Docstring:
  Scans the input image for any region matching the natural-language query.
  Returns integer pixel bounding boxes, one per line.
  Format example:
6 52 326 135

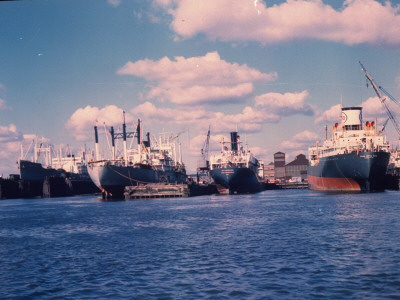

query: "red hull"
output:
308 175 361 192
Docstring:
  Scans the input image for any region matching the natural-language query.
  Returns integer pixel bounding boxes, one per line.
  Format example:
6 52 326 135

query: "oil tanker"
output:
308 106 390 192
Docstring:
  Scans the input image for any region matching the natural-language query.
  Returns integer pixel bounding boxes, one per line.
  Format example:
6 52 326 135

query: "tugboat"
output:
308 107 390 192
87 117 187 198
209 131 263 194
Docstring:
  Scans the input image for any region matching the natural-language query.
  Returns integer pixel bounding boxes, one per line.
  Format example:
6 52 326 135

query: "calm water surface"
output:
1 190 400 299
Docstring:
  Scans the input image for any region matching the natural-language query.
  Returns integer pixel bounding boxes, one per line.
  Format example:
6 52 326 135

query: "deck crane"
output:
359 61 400 140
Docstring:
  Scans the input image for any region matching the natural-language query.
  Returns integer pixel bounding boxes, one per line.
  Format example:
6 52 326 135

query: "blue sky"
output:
1 0 400 175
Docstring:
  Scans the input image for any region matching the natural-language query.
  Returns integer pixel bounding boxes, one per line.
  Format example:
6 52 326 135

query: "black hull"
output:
308 151 390 192
19 160 63 181
19 160 90 181
210 167 261 194
88 163 187 198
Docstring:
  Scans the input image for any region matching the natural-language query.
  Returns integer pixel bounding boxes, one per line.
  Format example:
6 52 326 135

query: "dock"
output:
276 182 309 189
0 175 100 199
124 183 218 200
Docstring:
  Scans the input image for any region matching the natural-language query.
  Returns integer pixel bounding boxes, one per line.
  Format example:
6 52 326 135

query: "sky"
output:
1 0 400 176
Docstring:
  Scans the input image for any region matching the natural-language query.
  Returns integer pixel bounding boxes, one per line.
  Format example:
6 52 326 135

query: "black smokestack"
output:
110 126 115 147
136 119 141 144
143 132 150 148
230 132 238 152
94 126 99 144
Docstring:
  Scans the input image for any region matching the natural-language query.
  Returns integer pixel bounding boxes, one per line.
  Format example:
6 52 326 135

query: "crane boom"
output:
359 61 400 138
201 125 211 168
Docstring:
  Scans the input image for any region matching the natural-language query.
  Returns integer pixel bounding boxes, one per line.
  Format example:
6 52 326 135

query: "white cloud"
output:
107 0 121 7
155 0 400 47
255 90 315 116
117 51 277 105
0 99 11 110
0 124 45 176
132 101 208 123
314 104 342 124
66 105 134 141
280 130 319 151
0 124 22 143
131 101 279 134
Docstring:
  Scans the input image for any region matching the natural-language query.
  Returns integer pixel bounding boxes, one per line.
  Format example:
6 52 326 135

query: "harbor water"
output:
1 190 400 299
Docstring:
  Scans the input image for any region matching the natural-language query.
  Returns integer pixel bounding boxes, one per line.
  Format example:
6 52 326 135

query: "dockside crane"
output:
359 61 400 140
196 126 211 183
200 125 211 170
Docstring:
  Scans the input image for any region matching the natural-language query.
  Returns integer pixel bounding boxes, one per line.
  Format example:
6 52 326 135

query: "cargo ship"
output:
209 131 263 194
18 142 94 197
308 106 390 192
19 142 90 180
87 118 187 198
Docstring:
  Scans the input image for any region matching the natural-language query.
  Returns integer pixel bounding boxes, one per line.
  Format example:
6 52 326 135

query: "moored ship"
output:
308 106 390 192
18 142 94 197
209 131 263 194
87 118 187 198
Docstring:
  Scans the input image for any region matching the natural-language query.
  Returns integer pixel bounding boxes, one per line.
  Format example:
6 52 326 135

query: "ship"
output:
209 131 264 194
308 106 390 192
18 142 94 197
87 118 187 198
19 143 90 181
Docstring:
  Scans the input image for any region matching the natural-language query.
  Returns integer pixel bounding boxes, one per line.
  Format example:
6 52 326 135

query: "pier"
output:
124 183 218 200
276 182 308 189
0 175 100 199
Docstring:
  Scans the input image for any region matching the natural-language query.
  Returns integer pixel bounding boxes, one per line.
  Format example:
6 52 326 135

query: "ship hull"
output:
19 160 63 181
307 151 390 192
88 163 187 198
210 167 262 194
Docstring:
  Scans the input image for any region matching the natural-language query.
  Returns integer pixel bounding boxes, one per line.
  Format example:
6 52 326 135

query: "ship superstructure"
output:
308 106 390 192
19 141 89 181
87 118 187 198
209 132 263 194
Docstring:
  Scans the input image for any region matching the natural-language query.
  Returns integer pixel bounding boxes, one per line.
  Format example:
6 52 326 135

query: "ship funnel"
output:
341 107 362 130
230 131 238 152
136 119 141 144
143 132 151 148
94 125 100 160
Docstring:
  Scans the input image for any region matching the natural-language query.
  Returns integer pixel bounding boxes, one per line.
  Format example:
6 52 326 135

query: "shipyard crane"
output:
200 125 211 169
359 61 400 139
196 126 211 183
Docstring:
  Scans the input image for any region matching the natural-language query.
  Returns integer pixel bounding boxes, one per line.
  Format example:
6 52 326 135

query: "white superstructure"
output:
309 107 390 167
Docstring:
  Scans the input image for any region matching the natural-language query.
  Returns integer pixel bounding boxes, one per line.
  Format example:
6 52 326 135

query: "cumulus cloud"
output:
0 124 23 143
154 0 400 47
117 51 277 105
280 130 319 151
66 105 134 141
0 124 37 176
314 104 342 124
107 0 121 7
132 101 208 123
255 90 315 116
131 101 280 134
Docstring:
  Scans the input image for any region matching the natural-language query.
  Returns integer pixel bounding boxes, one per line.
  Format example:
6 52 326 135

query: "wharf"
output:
276 182 309 189
385 174 400 190
124 183 218 200
0 175 100 199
